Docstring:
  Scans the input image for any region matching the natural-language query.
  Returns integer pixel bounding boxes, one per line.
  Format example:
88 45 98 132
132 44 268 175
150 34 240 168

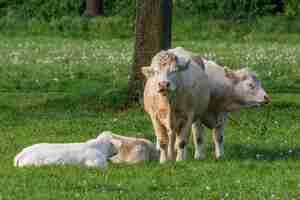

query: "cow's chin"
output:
241 101 266 108
158 90 169 97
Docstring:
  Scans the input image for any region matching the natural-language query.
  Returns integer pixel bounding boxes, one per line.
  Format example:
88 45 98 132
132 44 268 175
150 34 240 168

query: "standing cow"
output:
169 47 271 160
142 50 210 163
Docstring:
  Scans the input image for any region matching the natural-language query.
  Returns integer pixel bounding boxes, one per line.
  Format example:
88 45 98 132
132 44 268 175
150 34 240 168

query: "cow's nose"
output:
158 81 170 89
264 95 271 104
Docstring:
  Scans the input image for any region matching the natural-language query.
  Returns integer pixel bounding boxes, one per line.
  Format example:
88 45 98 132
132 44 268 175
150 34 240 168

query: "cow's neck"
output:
156 92 186 128
208 76 240 112
157 93 181 113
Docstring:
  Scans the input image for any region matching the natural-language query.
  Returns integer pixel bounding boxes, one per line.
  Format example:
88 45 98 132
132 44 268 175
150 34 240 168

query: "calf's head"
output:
93 131 119 157
225 67 270 109
142 51 190 97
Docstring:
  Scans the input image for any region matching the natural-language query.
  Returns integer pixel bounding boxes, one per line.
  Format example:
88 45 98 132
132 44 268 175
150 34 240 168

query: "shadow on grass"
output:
41 87 129 111
65 183 129 193
225 143 300 161
0 86 129 114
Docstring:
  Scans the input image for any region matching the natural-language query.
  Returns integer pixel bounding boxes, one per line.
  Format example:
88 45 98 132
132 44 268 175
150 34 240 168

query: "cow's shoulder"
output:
191 55 205 71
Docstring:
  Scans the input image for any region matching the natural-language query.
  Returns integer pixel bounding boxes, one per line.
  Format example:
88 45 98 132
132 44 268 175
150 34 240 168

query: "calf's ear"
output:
141 66 154 79
110 139 122 150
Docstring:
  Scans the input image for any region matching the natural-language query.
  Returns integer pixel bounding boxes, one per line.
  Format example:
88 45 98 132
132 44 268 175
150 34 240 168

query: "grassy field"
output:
1 31 300 200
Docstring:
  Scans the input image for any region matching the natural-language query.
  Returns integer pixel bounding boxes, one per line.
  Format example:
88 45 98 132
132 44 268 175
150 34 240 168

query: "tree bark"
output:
272 0 284 13
161 0 172 50
84 0 104 16
128 0 172 102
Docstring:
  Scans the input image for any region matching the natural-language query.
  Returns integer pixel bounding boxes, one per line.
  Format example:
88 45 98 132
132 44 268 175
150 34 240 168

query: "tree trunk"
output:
161 0 172 50
128 0 172 102
272 0 284 13
84 0 104 16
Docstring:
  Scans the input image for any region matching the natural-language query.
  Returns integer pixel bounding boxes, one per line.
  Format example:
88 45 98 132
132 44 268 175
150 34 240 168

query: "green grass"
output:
1 26 300 199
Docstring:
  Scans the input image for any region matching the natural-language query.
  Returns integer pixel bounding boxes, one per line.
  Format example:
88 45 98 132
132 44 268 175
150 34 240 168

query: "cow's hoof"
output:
194 153 205 160
176 154 187 161
214 155 224 161
159 157 167 164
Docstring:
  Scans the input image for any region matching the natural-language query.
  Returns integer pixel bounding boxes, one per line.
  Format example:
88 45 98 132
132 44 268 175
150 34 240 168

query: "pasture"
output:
1 34 300 199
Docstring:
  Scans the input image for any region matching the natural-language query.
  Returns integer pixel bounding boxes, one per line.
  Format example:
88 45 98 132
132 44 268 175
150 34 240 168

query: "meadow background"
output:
1 0 300 199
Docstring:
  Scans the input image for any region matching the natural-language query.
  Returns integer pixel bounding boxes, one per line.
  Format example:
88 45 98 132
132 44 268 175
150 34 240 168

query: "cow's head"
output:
142 51 190 96
224 67 271 109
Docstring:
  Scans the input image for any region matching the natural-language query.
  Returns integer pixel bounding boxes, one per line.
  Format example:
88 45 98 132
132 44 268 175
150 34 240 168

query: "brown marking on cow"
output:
158 52 177 70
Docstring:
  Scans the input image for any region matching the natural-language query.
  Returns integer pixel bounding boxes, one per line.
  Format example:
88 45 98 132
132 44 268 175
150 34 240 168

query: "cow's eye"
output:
248 83 255 89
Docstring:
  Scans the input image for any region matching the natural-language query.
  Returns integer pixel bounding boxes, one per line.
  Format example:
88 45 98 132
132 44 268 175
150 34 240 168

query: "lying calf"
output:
106 131 159 164
14 132 117 170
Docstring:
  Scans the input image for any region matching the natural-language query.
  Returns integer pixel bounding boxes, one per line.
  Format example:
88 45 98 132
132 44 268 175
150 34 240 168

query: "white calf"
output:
14 132 117 170
105 131 159 164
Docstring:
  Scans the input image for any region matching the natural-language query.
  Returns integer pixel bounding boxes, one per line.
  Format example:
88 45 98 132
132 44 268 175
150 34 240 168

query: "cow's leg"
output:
176 116 193 161
192 120 205 160
213 115 227 159
151 117 168 163
167 130 176 160
155 138 160 151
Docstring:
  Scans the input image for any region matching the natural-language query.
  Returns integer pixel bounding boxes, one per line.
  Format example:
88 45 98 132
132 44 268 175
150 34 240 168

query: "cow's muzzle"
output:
158 81 170 95
263 95 271 104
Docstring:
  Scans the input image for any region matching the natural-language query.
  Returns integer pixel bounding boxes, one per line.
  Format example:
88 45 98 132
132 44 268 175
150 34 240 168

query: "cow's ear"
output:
224 66 239 83
236 68 249 81
141 66 154 78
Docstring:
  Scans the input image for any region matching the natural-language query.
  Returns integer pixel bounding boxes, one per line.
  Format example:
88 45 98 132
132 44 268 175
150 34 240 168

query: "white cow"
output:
14 132 117 170
143 49 210 163
169 47 271 160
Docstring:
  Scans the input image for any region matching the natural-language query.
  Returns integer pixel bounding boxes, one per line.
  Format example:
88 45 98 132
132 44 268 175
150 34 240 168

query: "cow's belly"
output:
201 112 227 129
